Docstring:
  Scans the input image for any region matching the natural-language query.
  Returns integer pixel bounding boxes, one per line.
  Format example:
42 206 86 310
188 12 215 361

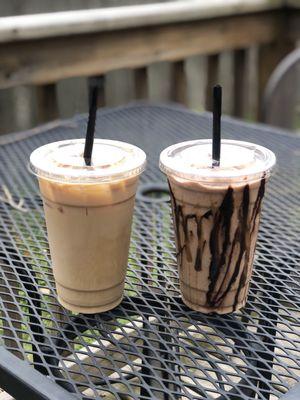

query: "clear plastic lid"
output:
159 139 276 183
30 139 146 183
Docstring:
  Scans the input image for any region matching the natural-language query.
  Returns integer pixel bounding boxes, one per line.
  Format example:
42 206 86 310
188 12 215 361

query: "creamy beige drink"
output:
160 140 276 314
30 139 146 313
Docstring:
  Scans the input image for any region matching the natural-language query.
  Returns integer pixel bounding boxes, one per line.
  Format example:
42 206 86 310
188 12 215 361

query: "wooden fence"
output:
0 0 300 134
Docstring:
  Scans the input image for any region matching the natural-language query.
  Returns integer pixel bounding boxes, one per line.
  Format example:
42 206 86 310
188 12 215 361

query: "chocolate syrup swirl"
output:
168 180 213 271
207 188 234 305
212 184 250 309
168 175 266 312
250 175 266 236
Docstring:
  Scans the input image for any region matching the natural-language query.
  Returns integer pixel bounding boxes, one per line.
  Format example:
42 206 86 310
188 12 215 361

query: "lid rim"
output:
159 139 276 182
30 138 146 183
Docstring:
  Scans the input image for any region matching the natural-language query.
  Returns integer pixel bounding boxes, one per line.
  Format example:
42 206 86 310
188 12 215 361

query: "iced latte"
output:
30 139 146 313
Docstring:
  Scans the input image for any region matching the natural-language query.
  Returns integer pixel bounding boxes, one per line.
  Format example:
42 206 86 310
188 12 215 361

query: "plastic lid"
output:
30 139 146 183
159 139 276 182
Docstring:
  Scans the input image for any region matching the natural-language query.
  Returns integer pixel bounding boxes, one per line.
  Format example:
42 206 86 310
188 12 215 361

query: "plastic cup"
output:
30 139 146 313
160 139 276 314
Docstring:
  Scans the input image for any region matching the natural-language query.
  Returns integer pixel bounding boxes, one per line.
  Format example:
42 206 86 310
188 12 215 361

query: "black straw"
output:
84 85 98 166
212 84 222 167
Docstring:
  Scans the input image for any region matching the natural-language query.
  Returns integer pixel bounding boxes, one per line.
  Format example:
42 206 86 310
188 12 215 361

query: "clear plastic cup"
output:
160 139 276 314
30 139 146 313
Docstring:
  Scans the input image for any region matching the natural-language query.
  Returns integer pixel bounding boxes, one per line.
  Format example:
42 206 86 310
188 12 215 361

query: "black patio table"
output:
0 103 299 400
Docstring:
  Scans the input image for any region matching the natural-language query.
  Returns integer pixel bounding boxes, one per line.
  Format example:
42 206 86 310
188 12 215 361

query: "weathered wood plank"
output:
171 61 187 104
244 46 259 120
0 1 283 43
88 75 106 108
56 77 88 118
185 55 207 111
35 83 59 123
106 69 135 107
233 48 247 117
148 62 173 102
205 54 219 111
218 51 234 115
0 11 284 89
0 0 172 19
134 67 148 99
0 86 37 135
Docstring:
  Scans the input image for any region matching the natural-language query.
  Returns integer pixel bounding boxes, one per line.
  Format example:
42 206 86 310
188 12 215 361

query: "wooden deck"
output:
0 0 299 133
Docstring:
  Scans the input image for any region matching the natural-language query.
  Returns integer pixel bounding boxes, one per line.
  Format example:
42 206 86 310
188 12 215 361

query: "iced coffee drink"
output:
160 140 275 314
30 139 146 313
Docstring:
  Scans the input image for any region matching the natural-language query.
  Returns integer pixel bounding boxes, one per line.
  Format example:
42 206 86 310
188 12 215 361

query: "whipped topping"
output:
30 139 146 183
160 139 276 182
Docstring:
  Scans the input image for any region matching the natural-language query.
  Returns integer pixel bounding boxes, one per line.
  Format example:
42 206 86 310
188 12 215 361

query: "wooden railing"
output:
0 0 300 134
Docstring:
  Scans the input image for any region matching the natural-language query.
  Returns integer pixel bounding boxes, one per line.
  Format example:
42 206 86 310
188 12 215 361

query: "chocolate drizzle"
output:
168 180 211 270
206 188 234 305
212 184 250 309
168 175 267 312
195 212 212 271
231 177 266 310
250 175 266 236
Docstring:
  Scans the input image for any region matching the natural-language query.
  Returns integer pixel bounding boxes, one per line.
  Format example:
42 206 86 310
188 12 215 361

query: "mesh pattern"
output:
0 104 299 399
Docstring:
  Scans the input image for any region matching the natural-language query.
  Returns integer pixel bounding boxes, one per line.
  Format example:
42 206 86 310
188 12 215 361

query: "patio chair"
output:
262 47 300 131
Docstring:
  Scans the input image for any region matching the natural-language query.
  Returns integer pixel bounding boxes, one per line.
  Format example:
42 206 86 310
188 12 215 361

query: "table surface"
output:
0 104 299 400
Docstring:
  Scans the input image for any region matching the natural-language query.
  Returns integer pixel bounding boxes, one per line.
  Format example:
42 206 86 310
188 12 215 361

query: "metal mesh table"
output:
0 104 299 400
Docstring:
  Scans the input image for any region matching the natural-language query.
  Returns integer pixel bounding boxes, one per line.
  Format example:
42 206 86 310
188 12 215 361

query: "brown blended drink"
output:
30 139 146 313
160 140 276 314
